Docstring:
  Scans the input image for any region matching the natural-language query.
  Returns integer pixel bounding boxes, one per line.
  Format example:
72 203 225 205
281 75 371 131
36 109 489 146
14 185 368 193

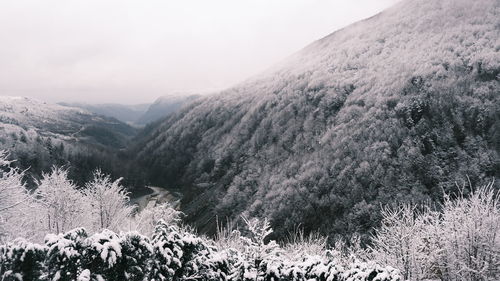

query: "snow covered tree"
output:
0 152 27 242
0 152 25 215
371 183 500 281
0 150 44 243
149 220 184 280
83 229 123 280
36 168 88 234
116 232 153 281
82 170 134 233
230 217 282 281
44 228 88 281
438 183 500 281
370 204 424 280
149 219 228 281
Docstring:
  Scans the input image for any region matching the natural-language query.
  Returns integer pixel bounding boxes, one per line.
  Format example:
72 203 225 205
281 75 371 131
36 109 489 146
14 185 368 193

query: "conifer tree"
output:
44 228 88 281
0 238 47 281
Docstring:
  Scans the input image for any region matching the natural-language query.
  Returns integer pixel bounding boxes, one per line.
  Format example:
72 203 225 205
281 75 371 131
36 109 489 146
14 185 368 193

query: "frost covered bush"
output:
0 218 403 281
282 227 328 260
149 219 229 281
220 217 402 281
116 232 153 281
44 228 89 281
227 217 285 280
0 238 46 281
226 243 401 281
371 183 500 281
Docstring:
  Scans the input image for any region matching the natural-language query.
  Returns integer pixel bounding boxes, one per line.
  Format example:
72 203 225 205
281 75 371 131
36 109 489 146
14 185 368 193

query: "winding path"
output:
131 186 182 211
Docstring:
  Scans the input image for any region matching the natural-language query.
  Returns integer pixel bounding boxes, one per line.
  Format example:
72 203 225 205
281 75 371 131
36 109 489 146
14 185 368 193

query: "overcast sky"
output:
0 0 400 104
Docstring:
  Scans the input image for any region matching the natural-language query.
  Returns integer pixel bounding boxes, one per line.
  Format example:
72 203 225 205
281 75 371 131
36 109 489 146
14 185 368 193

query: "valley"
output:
0 0 499 280
1 0 498 240
132 0 500 239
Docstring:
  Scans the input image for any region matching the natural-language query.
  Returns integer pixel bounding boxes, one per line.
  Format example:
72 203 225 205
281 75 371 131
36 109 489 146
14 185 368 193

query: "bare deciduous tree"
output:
83 170 134 233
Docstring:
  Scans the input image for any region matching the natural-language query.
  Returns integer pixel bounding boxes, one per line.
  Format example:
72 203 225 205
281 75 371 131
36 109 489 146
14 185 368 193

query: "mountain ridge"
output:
58 102 150 126
133 0 500 237
136 94 201 125
62 94 201 126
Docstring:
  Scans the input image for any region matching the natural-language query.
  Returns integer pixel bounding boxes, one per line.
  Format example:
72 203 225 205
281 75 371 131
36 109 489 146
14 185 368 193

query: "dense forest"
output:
133 0 500 239
1 151 498 280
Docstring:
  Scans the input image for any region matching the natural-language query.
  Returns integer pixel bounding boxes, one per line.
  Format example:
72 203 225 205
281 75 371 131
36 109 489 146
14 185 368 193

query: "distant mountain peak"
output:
136 94 200 125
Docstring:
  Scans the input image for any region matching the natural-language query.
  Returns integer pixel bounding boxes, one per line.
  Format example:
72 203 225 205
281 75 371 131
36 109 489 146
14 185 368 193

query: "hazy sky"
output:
0 0 400 104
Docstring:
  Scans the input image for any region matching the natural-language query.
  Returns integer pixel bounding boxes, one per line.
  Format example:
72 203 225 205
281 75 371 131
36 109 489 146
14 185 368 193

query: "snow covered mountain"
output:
134 0 500 236
0 96 138 185
136 94 200 125
62 94 200 126
0 96 136 147
59 102 150 126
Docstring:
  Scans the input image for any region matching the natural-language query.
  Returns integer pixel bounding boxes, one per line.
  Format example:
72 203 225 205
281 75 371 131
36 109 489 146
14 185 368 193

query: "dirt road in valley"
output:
130 186 182 212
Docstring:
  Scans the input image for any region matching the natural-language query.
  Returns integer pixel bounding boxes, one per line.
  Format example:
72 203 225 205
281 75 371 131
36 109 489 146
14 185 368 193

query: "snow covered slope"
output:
0 96 139 185
136 0 499 236
0 96 136 145
0 96 87 131
59 102 150 126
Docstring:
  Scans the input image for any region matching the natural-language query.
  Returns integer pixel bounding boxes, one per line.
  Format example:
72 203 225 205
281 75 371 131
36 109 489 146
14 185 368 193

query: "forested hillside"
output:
134 0 500 238
2 151 498 280
0 97 143 186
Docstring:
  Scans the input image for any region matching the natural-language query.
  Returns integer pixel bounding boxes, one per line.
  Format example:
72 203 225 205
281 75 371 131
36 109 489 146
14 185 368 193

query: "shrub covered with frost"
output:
0 238 46 281
116 232 154 280
221 217 402 281
149 219 229 280
44 228 88 281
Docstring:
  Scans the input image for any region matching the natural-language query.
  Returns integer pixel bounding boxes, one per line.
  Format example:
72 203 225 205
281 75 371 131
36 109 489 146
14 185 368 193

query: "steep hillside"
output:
0 96 142 185
135 0 500 238
59 102 150 125
136 94 200 125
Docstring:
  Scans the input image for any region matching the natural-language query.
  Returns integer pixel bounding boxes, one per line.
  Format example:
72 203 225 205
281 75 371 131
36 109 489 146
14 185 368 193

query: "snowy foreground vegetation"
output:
0 220 402 281
1 151 499 281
